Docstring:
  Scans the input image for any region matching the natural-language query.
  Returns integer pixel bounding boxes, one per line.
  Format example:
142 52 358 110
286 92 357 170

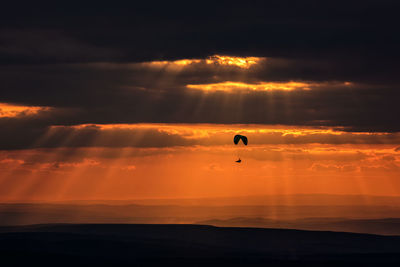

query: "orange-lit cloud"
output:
186 81 352 92
43 123 400 148
186 81 310 92
0 103 49 118
144 55 265 69
206 55 262 68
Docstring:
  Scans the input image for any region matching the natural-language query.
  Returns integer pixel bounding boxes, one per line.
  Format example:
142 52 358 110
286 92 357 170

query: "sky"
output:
1 1 400 202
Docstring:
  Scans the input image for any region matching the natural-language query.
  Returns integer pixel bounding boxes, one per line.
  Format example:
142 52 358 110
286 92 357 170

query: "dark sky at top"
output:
1 1 399 64
1 0 400 149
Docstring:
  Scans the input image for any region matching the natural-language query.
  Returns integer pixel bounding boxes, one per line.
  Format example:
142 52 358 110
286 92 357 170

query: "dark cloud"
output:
0 30 121 64
1 1 400 65
0 122 193 150
0 0 399 149
0 61 399 132
1 116 400 150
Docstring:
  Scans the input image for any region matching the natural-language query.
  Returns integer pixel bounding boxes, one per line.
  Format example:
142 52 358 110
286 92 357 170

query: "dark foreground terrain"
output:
1 224 400 266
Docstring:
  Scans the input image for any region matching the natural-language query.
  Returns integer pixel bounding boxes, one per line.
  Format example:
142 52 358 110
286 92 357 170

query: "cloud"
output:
1 144 398 178
0 122 399 150
0 29 122 64
0 1 399 139
204 164 224 172
0 60 399 133
310 163 360 173
1 1 400 66
0 103 51 118
121 165 136 171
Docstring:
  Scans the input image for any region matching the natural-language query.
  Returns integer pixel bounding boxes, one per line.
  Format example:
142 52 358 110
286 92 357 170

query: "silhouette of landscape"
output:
1 223 400 266
2 195 400 265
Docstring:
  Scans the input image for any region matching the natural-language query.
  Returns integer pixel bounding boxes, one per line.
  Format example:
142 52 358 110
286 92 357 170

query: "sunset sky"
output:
1 1 400 202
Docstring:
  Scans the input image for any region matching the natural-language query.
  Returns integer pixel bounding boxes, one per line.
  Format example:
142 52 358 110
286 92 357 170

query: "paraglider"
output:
234 135 248 145
233 135 248 163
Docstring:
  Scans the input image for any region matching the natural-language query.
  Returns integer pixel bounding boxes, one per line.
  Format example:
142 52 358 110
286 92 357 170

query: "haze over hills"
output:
2 194 400 235
7 194 400 206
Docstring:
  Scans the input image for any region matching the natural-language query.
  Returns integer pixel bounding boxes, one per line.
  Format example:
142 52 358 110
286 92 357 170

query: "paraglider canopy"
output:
233 135 248 145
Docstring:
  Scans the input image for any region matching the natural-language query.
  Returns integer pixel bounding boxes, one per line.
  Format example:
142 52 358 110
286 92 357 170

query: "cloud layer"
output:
1 123 399 150
1 1 399 152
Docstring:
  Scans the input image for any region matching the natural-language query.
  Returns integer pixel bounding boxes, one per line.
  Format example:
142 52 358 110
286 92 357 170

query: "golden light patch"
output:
186 81 311 92
146 59 202 67
145 55 265 69
0 103 49 118
205 55 262 68
186 81 355 92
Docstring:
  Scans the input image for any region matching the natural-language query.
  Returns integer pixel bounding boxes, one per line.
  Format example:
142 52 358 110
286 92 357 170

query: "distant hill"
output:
2 202 400 226
196 217 400 236
1 224 400 266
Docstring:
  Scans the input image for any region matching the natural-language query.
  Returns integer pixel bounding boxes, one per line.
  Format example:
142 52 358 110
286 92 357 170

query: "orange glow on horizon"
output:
1 143 400 202
0 123 399 202
1 143 400 201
